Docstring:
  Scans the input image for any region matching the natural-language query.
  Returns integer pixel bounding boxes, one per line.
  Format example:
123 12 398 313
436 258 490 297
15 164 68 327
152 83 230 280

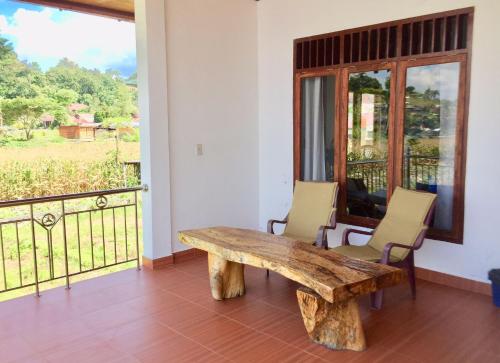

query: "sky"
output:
0 0 136 77
407 62 459 101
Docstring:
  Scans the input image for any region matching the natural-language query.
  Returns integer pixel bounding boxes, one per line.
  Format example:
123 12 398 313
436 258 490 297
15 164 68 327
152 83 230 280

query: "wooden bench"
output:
178 226 405 351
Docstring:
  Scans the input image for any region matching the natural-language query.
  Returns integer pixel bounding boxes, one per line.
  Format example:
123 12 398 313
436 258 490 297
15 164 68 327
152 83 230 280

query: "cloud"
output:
0 7 136 75
0 13 7 31
407 63 460 101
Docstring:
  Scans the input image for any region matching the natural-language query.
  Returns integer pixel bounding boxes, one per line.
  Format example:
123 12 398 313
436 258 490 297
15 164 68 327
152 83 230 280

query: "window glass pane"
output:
300 76 335 181
403 62 460 231
346 70 391 219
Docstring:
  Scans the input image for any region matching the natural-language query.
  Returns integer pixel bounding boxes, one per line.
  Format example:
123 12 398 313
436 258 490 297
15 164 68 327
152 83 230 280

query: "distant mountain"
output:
126 72 137 87
107 56 137 79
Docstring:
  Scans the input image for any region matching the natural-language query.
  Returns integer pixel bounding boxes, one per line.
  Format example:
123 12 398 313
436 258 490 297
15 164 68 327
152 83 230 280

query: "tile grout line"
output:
156 265 338 360
157 286 330 361
154 324 237 362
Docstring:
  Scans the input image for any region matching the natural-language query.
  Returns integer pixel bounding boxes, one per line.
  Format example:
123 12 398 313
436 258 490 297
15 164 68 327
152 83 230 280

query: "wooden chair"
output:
332 187 437 309
267 181 339 250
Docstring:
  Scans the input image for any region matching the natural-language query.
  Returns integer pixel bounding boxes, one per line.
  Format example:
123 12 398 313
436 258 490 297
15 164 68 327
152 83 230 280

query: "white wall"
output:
165 0 259 252
257 0 500 283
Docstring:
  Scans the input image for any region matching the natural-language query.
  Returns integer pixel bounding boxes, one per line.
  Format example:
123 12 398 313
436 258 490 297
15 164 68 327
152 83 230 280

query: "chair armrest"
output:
380 227 428 263
342 228 374 246
267 218 287 234
315 225 336 249
381 242 416 264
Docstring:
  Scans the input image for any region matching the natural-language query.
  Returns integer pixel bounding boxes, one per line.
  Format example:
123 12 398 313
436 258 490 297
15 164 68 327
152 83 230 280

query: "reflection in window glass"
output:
403 62 460 231
346 70 391 219
300 76 335 181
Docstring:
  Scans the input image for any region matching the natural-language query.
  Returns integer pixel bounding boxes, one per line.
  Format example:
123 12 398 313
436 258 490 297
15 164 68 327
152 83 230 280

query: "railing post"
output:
0 226 7 291
29 204 40 297
15 223 22 287
61 200 71 290
89 211 95 269
405 146 411 188
101 208 106 266
134 190 141 271
47 229 54 280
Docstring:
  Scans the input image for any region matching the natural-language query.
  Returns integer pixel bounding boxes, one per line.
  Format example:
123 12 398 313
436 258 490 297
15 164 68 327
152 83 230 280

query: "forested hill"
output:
0 34 137 128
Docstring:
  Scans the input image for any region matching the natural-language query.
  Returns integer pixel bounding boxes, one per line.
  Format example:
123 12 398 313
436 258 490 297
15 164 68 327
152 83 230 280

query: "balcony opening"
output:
0 0 141 301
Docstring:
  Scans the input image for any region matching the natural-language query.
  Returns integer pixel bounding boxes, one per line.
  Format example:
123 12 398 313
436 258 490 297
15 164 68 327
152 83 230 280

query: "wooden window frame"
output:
293 69 342 183
394 54 468 243
338 61 397 229
293 8 473 244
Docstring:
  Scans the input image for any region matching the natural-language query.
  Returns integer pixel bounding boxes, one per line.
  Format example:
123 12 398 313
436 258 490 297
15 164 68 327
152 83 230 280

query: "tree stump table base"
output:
208 253 245 300
297 287 366 351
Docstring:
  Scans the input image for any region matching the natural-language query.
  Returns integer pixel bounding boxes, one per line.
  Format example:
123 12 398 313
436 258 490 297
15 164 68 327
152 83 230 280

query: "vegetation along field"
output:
0 129 140 200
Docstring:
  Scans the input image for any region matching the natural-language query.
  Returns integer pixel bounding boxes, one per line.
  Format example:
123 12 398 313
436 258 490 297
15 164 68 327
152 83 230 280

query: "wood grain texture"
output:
208 253 245 300
297 287 366 351
178 227 404 304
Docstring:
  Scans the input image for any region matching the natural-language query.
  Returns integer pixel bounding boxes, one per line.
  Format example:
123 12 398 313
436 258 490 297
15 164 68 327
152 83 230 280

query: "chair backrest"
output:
368 187 437 260
284 181 338 241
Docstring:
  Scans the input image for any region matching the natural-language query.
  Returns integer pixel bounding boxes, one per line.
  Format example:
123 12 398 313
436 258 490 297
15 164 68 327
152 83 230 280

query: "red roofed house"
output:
70 113 96 126
68 103 88 113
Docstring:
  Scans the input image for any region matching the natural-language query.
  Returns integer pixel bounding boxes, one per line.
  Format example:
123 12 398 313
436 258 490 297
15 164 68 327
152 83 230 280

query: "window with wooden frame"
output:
293 7 473 243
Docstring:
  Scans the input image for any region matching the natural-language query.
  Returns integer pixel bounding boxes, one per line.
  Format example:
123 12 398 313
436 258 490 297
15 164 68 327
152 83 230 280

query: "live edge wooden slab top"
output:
178 226 405 351
178 226 404 304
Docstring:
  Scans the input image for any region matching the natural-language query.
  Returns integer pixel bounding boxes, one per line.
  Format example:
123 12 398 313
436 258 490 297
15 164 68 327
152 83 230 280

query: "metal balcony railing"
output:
347 159 388 193
347 154 453 194
0 187 142 296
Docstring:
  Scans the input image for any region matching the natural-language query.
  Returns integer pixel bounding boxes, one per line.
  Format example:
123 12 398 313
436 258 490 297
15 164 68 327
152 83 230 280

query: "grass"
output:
0 128 143 301
0 129 66 148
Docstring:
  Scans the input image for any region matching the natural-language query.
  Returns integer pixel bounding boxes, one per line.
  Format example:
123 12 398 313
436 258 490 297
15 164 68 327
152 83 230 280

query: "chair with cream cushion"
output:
332 186 437 309
267 181 339 249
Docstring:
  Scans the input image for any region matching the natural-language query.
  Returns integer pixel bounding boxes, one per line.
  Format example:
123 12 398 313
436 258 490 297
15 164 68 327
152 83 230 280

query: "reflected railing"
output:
0 187 142 296
347 159 387 193
347 154 453 194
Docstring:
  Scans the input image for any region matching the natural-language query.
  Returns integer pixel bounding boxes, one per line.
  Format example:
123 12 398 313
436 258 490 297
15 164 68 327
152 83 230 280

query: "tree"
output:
1 97 49 140
0 37 14 58
53 89 78 107
0 34 138 125
0 35 47 99
51 106 70 128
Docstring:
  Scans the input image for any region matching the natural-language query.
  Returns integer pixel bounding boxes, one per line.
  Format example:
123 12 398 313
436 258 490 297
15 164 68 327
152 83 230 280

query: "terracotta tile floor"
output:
0 255 499 363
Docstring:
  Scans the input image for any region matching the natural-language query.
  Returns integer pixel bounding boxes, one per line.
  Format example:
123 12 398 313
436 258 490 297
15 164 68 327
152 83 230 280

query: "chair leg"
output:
266 269 269 278
407 253 417 299
370 290 384 310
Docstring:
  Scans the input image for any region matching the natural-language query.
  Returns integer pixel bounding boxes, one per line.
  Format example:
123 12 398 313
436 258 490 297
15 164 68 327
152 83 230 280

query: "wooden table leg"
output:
296 287 366 351
208 253 245 300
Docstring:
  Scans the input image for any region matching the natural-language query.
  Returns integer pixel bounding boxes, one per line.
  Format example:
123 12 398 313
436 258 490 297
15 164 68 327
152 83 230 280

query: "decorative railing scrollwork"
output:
0 187 142 297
